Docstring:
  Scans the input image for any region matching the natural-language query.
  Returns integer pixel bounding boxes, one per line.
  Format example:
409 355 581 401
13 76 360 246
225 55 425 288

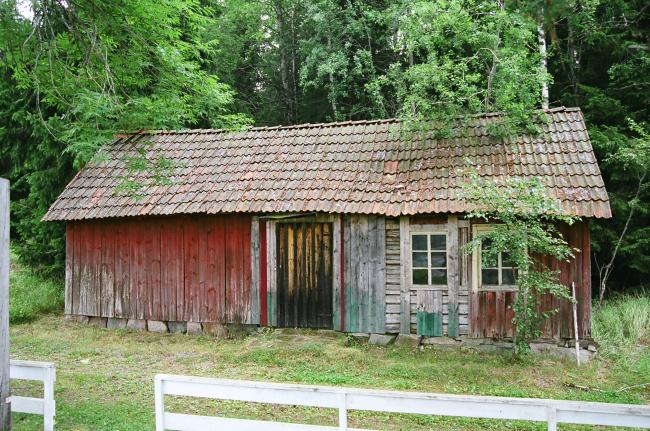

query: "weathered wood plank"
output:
72 222 82 316
266 220 277 327
183 220 199 322
206 217 224 322
241 216 253 324
174 222 185 321
80 222 99 316
260 220 268 326
197 218 209 322
370 216 386 333
0 178 10 430
470 291 480 337
343 215 352 332
447 216 459 337
580 221 591 338
308 223 316 328
100 222 116 317
505 291 516 338
225 216 244 323
416 290 443 336
151 221 163 320
250 217 261 324
357 215 369 332
332 216 342 331
114 221 130 318
399 216 411 334
495 291 505 337
276 222 333 329
65 224 74 315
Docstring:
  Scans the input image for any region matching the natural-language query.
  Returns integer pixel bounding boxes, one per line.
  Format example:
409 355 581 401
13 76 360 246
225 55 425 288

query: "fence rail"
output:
10 360 56 431
155 374 650 431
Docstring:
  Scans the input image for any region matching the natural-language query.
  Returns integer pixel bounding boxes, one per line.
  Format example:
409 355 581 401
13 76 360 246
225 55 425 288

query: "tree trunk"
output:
537 18 549 110
599 172 646 304
275 3 296 125
327 36 339 119
0 178 11 431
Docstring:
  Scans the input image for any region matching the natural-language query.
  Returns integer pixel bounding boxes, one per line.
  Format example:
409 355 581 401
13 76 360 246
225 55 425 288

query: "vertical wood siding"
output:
469 221 592 339
384 218 401 333
343 215 386 334
66 214 253 323
259 220 268 326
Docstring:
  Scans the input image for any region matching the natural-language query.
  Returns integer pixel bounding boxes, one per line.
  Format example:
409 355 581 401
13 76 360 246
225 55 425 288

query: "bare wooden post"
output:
572 282 581 366
0 178 10 430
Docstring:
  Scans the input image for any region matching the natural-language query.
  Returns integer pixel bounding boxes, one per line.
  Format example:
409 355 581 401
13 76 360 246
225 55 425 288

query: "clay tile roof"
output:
43 107 611 221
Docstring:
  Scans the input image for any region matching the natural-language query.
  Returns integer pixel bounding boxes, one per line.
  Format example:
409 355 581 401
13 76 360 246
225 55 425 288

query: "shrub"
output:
9 250 64 323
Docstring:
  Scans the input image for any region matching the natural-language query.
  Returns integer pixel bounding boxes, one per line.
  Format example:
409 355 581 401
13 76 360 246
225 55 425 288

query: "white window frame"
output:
472 224 519 292
410 230 448 289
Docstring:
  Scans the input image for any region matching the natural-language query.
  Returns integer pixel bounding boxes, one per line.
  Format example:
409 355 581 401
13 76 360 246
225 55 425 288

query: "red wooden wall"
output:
470 221 592 340
65 214 252 323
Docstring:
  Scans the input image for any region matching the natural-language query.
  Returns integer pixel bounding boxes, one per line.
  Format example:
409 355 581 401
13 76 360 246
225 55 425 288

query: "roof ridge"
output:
115 106 582 137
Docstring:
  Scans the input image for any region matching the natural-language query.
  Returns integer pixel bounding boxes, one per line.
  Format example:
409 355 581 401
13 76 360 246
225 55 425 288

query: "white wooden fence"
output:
154 374 650 431
10 360 56 431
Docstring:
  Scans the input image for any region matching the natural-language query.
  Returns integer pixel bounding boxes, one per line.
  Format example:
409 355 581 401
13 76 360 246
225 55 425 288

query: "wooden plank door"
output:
276 222 333 328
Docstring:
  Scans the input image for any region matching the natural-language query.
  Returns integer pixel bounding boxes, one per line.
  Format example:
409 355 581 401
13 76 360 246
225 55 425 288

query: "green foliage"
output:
592 293 650 361
8 251 63 323
4 0 249 165
299 0 391 121
548 0 650 292
463 172 577 357
369 0 546 135
0 61 74 277
0 0 647 293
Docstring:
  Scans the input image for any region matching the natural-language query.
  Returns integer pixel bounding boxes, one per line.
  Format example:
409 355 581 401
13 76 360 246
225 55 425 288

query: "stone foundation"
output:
64 314 597 360
66 314 256 339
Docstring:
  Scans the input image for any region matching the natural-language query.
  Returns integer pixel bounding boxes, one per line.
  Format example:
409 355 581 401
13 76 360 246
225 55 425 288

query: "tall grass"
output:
592 293 650 360
9 251 64 323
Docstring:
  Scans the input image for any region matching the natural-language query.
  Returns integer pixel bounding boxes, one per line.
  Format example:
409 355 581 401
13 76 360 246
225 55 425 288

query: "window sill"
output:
411 285 448 291
479 285 519 292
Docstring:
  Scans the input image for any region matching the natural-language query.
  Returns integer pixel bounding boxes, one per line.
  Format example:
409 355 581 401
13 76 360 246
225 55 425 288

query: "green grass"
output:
8 251 63 324
9 314 649 430
593 294 650 360
6 260 649 430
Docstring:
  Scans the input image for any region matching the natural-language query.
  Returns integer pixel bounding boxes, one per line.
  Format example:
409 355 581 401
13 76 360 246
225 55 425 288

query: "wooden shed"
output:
44 107 611 340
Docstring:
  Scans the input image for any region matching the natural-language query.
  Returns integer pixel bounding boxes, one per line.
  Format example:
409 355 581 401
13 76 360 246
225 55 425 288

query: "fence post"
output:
154 376 164 431
547 405 557 431
338 392 347 430
43 366 55 431
0 178 10 431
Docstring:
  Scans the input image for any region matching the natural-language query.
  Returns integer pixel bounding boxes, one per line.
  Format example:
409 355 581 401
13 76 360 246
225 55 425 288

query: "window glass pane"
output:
502 252 515 267
480 239 498 268
481 252 498 268
481 238 493 251
430 234 446 250
502 268 518 285
430 269 447 285
482 269 499 285
412 235 427 250
412 251 428 268
413 269 428 285
430 252 446 268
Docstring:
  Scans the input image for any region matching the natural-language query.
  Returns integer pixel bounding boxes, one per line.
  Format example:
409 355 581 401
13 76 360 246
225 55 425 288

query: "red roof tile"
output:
43 107 611 221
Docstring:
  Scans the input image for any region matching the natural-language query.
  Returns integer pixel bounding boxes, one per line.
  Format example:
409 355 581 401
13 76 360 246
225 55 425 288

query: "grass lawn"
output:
8 313 649 431
6 253 650 430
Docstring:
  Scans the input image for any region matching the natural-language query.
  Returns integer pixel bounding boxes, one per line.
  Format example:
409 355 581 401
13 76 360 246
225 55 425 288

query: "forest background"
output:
0 0 647 298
